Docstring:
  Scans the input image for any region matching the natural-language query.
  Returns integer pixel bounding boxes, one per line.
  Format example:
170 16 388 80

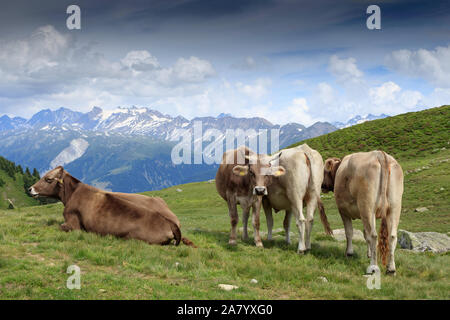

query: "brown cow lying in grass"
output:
29 166 195 247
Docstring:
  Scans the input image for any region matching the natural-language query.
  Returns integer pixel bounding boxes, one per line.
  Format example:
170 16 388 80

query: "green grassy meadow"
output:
0 106 449 299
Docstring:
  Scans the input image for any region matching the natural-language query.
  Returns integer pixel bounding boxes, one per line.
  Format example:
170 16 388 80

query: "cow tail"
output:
182 237 197 248
317 197 333 235
168 220 182 246
377 151 390 266
164 217 197 247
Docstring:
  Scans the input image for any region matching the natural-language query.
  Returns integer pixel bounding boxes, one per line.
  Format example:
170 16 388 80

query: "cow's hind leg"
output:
283 210 292 244
292 199 306 254
386 204 401 275
304 196 317 251
340 212 354 256
361 212 379 274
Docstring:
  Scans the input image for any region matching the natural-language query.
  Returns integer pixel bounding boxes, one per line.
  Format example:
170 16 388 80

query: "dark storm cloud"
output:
1 0 448 52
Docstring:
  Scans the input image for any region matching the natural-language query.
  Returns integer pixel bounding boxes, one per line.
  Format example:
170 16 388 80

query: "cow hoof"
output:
255 242 264 248
297 249 306 255
228 240 237 246
346 252 354 257
60 223 71 232
386 269 396 276
366 265 380 275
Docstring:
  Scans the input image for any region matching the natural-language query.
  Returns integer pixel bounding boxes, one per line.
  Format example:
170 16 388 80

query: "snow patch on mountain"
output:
49 138 89 169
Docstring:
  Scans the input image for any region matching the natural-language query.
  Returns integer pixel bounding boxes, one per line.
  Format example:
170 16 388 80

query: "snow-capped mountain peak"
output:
332 113 389 129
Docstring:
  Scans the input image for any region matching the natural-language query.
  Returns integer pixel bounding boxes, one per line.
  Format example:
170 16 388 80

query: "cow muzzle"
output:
28 187 39 198
253 186 268 196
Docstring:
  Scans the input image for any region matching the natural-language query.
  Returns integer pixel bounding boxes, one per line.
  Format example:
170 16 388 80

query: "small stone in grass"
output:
318 276 328 283
99 289 106 293
250 279 258 284
218 284 238 291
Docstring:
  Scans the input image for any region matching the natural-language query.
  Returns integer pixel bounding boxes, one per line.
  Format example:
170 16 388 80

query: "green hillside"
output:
288 105 450 161
0 106 449 299
0 156 40 209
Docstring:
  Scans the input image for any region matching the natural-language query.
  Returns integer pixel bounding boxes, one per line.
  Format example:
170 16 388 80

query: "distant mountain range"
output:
332 113 389 129
0 106 343 192
0 106 337 144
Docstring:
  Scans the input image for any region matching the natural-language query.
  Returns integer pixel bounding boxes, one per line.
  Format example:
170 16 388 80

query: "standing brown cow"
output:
322 151 403 274
215 146 285 247
29 166 195 247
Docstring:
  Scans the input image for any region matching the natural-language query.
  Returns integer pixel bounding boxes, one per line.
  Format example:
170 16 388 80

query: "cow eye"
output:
45 178 53 183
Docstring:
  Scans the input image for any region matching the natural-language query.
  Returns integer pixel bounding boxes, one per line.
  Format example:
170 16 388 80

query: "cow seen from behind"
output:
322 151 403 274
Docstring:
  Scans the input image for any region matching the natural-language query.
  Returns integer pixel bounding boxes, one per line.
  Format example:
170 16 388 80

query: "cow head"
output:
232 153 286 196
28 166 65 199
322 157 341 193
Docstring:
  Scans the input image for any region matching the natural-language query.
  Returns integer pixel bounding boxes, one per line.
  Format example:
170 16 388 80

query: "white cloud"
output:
0 25 69 75
236 78 272 100
316 82 335 104
328 55 364 84
121 50 160 71
385 45 450 87
231 56 271 71
163 56 216 84
369 81 401 105
0 25 219 117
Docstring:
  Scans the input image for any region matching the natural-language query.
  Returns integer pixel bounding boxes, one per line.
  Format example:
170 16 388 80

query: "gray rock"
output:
397 230 450 253
414 207 429 213
317 276 328 283
176 188 183 192
332 228 365 242
250 279 258 284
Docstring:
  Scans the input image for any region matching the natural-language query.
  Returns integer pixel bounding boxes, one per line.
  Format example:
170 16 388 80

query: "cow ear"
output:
331 159 341 176
244 154 258 164
325 159 334 171
232 165 249 176
272 166 286 177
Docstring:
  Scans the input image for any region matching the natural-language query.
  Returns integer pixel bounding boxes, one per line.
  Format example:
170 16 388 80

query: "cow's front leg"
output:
252 199 264 248
262 199 273 241
242 206 250 241
341 213 354 256
227 197 239 245
60 209 81 232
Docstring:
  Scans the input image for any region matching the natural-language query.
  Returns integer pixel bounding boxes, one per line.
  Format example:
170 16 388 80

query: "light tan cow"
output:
322 151 404 274
263 144 333 253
